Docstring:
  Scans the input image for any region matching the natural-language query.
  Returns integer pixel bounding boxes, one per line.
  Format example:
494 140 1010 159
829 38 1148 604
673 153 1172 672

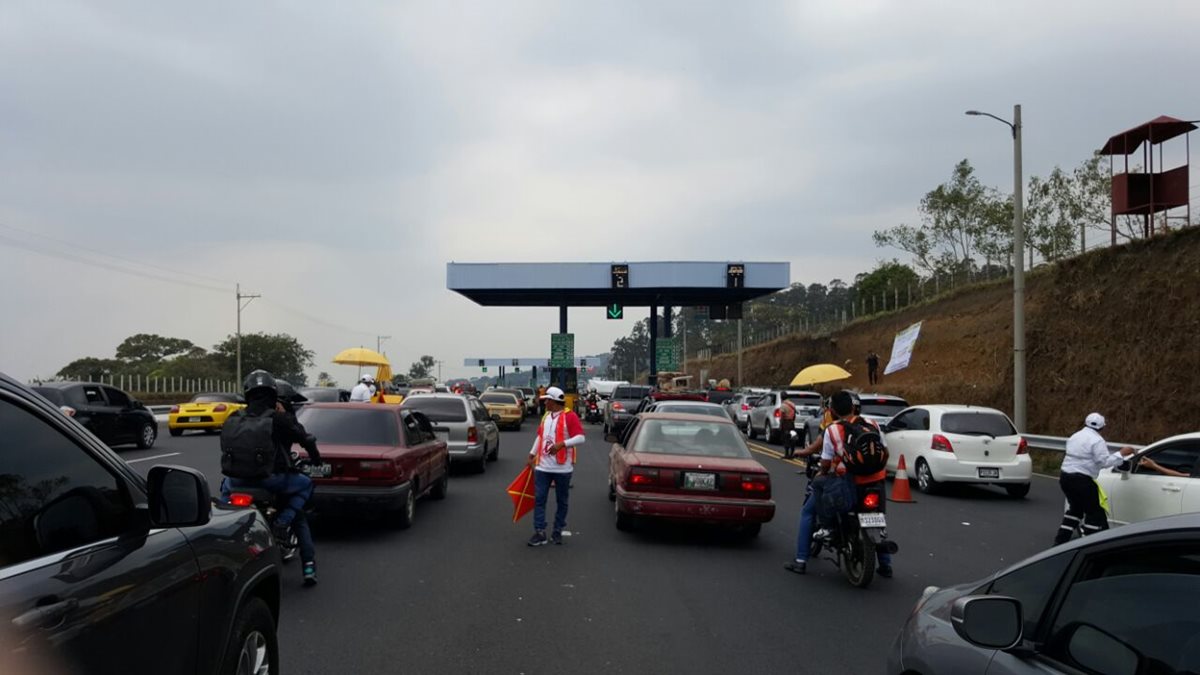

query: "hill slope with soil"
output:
688 226 1200 442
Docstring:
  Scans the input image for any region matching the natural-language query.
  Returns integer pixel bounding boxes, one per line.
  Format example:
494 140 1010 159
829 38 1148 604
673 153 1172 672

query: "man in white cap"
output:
1053 413 1135 545
350 375 375 403
527 386 585 546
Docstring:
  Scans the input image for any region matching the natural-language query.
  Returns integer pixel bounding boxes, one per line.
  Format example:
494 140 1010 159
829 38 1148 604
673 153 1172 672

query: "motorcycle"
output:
804 456 898 588
225 454 325 563
585 399 603 424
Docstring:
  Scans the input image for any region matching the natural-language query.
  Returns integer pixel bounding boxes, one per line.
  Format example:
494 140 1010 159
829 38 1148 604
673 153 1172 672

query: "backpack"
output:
220 409 276 479
836 417 888 476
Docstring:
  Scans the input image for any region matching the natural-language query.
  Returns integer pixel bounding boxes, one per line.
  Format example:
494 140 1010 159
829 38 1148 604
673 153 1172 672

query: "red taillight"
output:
627 467 658 486
932 434 954 453
740 475 770 493
862 492 881 510
467 426 479 444
356 460 396 480
741 404 750 411
774 409 782 418
612 402 624 412
213 404 228 413
1017 437 1028 455
170 405 180 413
230 493 255 507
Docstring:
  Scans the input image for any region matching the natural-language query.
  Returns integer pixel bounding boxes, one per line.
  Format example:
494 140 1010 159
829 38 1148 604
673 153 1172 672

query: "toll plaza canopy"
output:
446 261 790 307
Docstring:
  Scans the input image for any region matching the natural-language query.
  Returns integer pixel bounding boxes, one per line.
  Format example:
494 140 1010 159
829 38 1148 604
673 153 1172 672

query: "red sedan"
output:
295 403 450 529
608 413 775 536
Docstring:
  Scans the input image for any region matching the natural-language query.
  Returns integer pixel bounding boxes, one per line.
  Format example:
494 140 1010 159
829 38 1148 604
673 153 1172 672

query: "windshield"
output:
632 419 751 459
401 397 468 422
300 388 342 402
32 387 65 406
296 407 400 446
860 400 908 417
481 393 519 405
654 405 729 419
191 393 243 404
613 386 652 400
942 412 1017 438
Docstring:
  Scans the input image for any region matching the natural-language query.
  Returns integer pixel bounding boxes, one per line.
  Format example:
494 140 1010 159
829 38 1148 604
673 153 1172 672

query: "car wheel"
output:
137 423 157 449
431 465 449 500
748 420 758 440
220 597 278 675
390 485 416 529
169 427 183 437
488 439 499 461
1005 483 1031 499
614 499 634 532
764 420 774 445
915 458 940 494
475 452 488 474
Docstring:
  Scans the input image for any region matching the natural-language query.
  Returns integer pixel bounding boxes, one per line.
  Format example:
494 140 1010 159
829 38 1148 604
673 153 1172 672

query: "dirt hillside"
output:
687 227 1200 442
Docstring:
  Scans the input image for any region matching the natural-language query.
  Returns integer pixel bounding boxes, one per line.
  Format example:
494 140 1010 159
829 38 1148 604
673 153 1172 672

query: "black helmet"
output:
243 370 277 395
275 379 308 404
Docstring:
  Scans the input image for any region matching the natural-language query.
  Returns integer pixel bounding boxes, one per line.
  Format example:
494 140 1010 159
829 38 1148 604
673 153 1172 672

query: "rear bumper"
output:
168 415 225 429
449 442 487 462
312 481 412 512
927 452 1033 483
616 489 775 524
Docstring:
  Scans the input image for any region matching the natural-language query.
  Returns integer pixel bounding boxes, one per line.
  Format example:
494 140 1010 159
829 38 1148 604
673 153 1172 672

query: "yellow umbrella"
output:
789 363 852 387
375 363 393 383
332 347 390 367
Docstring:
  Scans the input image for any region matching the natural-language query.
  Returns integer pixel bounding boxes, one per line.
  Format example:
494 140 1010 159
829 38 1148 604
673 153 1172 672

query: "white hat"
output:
540 386 566 402
362 375 375 383
1085 412 1106 430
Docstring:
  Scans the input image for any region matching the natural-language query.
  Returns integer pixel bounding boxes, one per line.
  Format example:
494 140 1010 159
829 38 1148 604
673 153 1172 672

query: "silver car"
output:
642 400 731 420
888 512 1200 674
721 393 761 429
746 390 822 444
400 394 499 473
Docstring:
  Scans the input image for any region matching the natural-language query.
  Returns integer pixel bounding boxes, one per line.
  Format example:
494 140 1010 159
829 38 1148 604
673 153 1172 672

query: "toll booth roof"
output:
447 261 789 306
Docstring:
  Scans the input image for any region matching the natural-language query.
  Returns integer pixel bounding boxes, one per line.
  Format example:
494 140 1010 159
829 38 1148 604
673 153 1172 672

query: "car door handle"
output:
12 598 78 631
1162 485 1183 493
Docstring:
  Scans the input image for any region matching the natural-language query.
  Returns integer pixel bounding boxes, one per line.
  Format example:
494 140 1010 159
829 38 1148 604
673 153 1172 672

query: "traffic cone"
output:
890 455 916 503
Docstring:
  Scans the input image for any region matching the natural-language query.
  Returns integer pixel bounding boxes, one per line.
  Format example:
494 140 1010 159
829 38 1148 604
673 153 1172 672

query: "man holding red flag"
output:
527 386 585 546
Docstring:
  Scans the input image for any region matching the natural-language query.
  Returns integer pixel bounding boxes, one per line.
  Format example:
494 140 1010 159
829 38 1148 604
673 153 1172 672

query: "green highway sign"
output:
656 337 679 371
550 333 575 368
606 303 624 320
482 366 488 373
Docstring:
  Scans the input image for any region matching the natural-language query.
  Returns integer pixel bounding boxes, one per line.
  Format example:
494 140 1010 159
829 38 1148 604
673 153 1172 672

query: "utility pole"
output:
436 360 444 382
376 335 392 354
736 319 743 388
236 283 260 386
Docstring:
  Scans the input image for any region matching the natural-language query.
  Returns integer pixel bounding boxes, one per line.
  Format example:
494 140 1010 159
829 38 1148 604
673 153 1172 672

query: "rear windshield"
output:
191 393 243 404
654 405 729 419
784 393 823 405
632 419 751 459
614 386 652 400
480 393 519 405
296 407 400 446
401 397 468 422
519 388 535 396
942 412 1017 438
32 387 65 406
860 400 908 417
300 389 342 402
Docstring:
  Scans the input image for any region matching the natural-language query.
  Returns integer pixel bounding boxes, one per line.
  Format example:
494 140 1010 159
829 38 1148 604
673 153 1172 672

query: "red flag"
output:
507 464 536 522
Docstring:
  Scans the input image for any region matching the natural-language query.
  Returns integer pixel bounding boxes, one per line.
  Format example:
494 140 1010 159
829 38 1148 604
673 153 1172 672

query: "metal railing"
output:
1025 434 1144 454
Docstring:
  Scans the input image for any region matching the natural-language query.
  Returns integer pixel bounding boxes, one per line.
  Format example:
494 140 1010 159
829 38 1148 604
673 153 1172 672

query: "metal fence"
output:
32 374 239 397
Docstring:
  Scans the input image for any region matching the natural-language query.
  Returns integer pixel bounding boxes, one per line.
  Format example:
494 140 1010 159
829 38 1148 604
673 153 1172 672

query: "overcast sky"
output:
2 1 1198 385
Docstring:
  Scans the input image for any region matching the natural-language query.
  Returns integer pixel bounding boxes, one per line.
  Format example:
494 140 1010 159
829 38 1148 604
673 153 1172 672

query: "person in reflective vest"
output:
526 386 585 547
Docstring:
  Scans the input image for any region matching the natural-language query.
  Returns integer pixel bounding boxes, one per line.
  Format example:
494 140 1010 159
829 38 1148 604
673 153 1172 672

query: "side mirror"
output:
147 465 212 528
951 596 1023 650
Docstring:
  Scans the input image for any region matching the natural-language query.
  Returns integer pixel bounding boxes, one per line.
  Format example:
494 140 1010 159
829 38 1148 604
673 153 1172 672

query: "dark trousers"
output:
533 470 571 533
780 418 797 457
1055 472 1108 545
868 368 879 385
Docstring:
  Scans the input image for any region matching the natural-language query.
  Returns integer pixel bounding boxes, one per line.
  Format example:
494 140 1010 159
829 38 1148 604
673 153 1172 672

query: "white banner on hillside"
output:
883 321 923 375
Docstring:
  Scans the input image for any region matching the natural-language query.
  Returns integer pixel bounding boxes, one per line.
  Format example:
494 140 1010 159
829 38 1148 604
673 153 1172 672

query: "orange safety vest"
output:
536 411 577 464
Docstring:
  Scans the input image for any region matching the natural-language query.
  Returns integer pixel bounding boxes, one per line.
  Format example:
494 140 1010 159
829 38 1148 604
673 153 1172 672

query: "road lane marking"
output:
126 452 181 464
746 441 805 467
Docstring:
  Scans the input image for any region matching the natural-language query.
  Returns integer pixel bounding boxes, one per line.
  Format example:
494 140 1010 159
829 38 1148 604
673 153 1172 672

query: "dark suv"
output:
33 381 158 450
1 373 283 674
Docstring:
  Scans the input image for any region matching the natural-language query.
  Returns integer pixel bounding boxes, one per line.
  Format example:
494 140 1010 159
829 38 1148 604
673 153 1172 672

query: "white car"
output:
882 405 1032 498
1096 432 1200 526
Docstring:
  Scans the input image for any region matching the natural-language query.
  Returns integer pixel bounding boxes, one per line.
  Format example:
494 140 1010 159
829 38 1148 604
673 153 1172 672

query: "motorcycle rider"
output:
785 391 892 578
221 370 323 586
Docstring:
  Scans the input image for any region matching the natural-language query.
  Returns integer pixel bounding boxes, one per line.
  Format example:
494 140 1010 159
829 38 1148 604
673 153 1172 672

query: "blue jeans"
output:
533 470 571 533
222 473 316 562
794 477 892 569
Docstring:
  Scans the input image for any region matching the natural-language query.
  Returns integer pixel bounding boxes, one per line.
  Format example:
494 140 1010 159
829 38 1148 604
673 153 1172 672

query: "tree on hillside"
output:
854 261 920 310
57 357 122 381
408 355 437 380
212 333 314 386
156 348 230 382
115 334 196 364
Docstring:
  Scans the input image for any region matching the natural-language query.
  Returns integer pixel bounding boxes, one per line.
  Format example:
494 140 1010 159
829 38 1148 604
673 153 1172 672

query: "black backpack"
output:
837 418 888 476
220 409 276 480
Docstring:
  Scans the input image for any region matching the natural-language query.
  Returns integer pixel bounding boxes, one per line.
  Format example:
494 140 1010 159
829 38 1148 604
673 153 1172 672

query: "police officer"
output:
1053 412 1135 545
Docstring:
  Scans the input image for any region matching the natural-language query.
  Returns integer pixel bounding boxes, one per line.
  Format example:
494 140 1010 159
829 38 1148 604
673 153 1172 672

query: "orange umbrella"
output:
507 464 536 522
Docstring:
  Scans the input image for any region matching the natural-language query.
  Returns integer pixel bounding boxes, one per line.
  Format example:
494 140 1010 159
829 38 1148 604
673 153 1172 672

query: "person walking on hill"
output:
866 352 880 386
1053 413 1135 545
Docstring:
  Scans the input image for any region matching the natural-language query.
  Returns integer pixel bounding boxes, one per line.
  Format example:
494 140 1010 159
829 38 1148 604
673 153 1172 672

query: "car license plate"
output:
978 468 1001 479
303 463 332 478
858 513 887 528
683 472 716 490
186 417 202 423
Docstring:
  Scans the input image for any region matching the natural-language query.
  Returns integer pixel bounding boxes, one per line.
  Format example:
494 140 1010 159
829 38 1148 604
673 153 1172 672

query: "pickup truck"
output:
603 384 653 438
2 372 284 674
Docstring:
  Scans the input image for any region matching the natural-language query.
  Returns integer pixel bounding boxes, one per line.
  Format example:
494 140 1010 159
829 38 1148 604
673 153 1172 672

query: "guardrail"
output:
1025 434 1144 454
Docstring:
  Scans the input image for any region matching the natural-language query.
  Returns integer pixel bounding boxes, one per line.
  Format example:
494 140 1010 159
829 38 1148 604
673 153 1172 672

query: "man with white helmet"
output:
350 375 375 403
1053 412 1135 545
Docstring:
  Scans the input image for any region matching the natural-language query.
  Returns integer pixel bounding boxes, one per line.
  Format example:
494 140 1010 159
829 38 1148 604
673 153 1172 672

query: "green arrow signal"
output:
607 304 624 320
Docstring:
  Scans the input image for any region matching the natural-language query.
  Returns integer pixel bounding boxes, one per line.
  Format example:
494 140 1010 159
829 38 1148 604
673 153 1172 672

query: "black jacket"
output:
245 391 321 473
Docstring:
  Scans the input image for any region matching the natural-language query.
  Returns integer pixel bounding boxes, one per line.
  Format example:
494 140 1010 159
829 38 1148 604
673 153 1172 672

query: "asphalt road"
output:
119 421 1067 674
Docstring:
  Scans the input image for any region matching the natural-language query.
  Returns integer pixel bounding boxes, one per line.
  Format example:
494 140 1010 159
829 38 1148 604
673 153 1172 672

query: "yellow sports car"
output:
168 392 247 436
480 391 524 431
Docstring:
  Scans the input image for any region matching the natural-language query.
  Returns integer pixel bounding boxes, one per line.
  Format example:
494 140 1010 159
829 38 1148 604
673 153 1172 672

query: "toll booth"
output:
549 366 579 412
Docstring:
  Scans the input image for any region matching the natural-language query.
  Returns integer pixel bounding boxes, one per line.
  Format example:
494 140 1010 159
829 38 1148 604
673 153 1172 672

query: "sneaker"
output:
527 531 548 547
303 561 318 587
551 531 563 545
784 560 807 575
877 565 894 579
813 528 832 541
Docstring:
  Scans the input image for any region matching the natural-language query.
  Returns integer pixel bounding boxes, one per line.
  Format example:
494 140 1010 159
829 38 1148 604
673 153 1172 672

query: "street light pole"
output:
966 105 1025 432
235 283 260 387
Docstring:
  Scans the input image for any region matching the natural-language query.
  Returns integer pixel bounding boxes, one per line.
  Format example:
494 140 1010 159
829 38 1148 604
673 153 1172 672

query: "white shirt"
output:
1062 427 1124 478
820 418 886 462
350 383 373 402
528 411 585 474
